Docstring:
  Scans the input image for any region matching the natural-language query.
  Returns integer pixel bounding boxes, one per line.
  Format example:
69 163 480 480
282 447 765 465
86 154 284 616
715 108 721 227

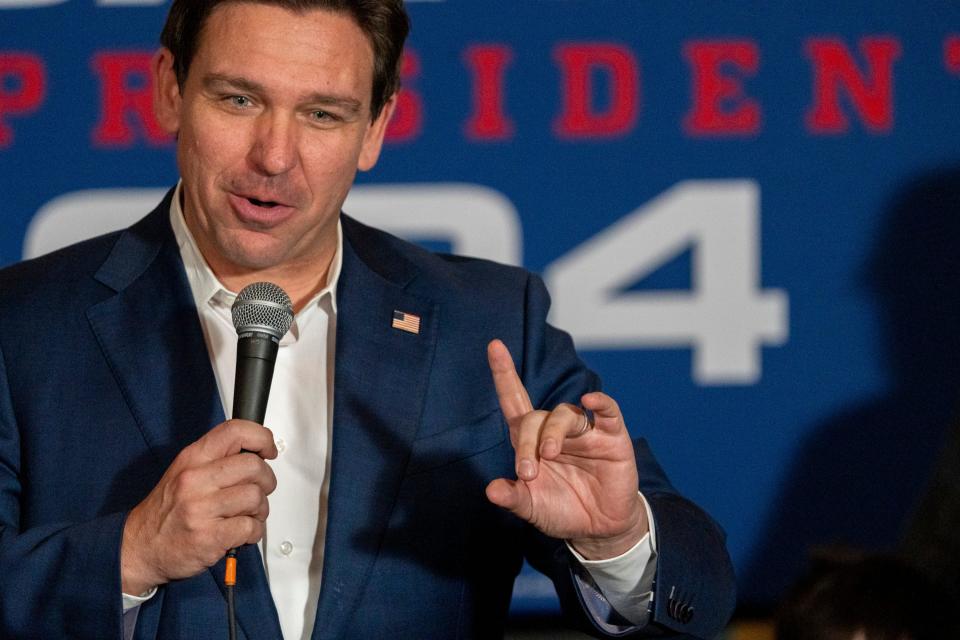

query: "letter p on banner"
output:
0 53 45 148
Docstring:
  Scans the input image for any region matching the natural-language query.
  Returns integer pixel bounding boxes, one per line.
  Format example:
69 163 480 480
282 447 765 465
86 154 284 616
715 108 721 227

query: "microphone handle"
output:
232 332 280 424
226 332 280 640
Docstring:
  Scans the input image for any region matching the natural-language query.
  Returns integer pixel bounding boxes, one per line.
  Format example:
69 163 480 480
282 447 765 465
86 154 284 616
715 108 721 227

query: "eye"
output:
228 95 252 108
311 110 339 122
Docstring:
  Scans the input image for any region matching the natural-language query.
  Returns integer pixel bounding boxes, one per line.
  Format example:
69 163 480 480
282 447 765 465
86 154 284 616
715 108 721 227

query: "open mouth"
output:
248 197 280 208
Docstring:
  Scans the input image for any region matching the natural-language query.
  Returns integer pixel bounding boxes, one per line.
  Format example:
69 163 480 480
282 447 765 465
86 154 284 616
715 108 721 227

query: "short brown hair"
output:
160 0 410 120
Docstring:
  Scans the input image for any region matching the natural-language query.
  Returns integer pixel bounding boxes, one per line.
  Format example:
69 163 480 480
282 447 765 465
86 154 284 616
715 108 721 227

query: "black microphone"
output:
230 282 294 423
225 281 293 640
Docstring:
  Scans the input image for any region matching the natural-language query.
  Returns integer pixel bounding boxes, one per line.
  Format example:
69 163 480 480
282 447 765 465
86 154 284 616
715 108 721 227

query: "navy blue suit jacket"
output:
0 192 735 639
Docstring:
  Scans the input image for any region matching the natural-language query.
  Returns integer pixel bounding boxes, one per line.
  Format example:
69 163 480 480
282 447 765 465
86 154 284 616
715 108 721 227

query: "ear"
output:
152 48 182 135
357 93 398 172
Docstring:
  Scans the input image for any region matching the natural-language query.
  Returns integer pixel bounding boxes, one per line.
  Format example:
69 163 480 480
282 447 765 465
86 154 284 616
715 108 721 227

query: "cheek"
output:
181 111 251 178
305 152 356 181
301 132 366 179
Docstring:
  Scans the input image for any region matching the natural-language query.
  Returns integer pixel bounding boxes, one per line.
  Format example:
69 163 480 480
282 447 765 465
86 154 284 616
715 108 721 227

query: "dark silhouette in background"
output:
775 551 954 640
901 410 960 606
742 168 960 608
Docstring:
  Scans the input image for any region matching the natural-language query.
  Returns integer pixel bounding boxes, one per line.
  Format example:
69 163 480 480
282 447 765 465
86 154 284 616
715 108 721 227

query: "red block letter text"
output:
92 51 170 146
944 35 960 74
464 44 514 141
683 40 761 136
554 43 639 139
0 53 46 148
805 37 901 134
385 50 422 143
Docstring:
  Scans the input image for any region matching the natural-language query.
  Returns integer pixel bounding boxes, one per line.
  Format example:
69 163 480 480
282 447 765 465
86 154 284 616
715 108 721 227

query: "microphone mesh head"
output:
231 282 294 340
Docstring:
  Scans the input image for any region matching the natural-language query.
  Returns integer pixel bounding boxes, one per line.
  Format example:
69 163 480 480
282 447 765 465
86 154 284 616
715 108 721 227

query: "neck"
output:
215 254 334 314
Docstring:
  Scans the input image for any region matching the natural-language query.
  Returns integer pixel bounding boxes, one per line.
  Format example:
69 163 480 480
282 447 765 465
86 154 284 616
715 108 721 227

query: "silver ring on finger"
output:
569 410 593 438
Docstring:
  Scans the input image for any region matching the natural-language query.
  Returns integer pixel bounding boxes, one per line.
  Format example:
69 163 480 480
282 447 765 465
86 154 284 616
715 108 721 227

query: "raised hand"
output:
484 339 648 559
120 419 278 595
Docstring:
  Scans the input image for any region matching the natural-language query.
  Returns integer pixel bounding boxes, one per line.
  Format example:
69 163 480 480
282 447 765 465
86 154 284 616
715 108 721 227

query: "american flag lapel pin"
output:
392 310 421 335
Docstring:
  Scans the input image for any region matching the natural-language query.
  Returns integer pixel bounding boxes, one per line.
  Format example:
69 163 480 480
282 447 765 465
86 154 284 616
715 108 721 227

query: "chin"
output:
227 251 289 272
218 234 295 272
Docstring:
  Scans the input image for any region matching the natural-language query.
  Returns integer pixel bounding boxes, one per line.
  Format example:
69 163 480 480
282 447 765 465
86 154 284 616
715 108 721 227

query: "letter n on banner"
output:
805 36 901 134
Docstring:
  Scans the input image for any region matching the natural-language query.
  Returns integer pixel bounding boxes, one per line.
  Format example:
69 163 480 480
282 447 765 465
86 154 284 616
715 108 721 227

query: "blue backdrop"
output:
2 0 958 613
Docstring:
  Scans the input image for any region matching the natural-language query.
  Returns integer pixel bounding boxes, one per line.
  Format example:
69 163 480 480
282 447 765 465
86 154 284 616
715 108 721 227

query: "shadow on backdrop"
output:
741 167 960 609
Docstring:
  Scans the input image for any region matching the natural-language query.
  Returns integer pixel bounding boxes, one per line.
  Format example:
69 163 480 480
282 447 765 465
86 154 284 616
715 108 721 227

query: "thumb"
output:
485 478 533 521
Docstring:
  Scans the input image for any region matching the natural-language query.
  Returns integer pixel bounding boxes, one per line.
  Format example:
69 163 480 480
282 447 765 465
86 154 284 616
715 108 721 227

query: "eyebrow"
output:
202 73 364 115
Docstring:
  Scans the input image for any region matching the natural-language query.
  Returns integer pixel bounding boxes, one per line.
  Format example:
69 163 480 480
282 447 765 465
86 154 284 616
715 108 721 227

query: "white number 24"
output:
25 180 787 385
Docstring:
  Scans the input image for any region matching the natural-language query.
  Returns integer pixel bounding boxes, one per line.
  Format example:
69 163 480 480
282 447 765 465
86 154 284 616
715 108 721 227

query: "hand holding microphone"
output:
119 283 292 599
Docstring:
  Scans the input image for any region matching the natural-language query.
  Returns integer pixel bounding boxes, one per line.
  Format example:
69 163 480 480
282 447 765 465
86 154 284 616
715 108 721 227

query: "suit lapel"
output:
313 218 438 639
86 205 223 466
86 198 282 639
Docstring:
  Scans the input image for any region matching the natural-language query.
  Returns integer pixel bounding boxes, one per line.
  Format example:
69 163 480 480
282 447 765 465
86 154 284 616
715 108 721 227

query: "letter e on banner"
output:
0 53 45 148
683 40 761 136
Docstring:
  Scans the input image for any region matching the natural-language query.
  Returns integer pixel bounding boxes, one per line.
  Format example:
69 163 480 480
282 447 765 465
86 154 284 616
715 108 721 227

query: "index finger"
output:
487 339 533 422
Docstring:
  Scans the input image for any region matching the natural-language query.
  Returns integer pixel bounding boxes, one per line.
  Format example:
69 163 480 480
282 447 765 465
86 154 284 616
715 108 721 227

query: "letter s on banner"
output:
545 180 788 385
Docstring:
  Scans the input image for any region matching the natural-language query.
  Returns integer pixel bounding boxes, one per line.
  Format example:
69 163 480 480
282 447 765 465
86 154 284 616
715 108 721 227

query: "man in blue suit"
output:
0 1 735 638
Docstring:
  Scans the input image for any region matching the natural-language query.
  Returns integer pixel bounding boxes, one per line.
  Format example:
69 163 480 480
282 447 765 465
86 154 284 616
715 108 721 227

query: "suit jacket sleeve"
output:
0 340 127 640
516 273 737 639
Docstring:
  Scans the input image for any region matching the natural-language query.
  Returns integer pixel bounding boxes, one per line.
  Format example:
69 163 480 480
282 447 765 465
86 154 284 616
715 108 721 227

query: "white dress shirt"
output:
122 182 658 638
170 183 340 640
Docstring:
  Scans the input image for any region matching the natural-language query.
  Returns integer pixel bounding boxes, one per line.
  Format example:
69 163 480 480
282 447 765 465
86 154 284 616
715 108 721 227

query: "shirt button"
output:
279 540 293 556
275 438 286 454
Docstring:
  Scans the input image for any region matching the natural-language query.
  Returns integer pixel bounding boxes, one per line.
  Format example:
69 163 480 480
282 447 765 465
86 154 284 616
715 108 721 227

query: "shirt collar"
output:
169 180 343 317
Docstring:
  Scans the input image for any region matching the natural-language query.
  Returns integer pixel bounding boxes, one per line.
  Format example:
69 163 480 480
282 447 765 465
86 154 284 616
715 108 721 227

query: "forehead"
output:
192 3 375 101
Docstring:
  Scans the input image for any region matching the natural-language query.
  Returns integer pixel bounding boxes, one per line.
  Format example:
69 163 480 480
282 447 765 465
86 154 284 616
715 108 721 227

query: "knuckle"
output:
226 419 245 440
245 518 264 543
204 540 227 565
213 525 236 554
264 467 278 494
238 452 261 475
241 483 263 508
173 469 198 497
180 500 205 528
544 408 570 429
518 411 544 434
557 402 578 416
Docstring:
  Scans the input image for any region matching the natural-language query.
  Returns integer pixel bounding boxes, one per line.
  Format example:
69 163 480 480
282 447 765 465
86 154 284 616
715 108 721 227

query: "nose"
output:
249 112 298 176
